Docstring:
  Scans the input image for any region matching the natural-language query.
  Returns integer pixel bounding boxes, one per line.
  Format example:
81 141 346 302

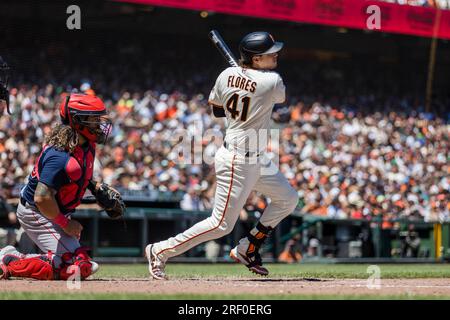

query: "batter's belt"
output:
223 141 261 158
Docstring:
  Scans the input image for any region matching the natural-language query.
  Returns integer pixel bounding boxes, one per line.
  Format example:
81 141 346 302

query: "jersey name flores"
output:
209 66 285 152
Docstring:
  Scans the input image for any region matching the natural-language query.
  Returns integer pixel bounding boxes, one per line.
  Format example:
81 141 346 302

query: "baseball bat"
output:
208 30 238 67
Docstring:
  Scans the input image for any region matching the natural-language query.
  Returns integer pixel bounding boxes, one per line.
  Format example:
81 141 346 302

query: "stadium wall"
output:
3 204 447 263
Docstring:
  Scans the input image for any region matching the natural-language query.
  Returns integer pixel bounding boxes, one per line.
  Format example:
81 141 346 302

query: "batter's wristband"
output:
53 213 69 228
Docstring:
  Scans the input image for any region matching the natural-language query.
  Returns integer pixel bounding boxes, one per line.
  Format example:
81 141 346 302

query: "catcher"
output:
0 93 125 281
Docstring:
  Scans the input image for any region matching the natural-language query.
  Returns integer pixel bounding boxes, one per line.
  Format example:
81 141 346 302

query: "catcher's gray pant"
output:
14 201 80 268
152 146 298 261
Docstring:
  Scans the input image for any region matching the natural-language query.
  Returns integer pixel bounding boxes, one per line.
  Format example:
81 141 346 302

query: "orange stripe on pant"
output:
156 155 236 257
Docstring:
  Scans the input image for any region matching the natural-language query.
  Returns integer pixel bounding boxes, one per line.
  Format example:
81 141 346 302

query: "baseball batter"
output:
146 32 298 280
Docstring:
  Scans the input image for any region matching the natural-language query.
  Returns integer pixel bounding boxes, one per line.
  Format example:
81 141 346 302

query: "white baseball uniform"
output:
152 66 298 261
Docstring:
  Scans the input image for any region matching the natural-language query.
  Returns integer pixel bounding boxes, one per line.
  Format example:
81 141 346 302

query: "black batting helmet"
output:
239 32 284 65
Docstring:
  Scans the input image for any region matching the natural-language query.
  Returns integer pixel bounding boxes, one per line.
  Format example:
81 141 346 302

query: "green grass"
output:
93 263 450 280
2 263 450 300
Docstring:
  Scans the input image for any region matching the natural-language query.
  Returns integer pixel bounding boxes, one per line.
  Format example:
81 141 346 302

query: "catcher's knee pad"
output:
58 247 93 280
2 255 54 280
58 262 92 280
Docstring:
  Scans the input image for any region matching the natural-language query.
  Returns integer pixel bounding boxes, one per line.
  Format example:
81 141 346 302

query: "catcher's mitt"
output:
88 181 126 219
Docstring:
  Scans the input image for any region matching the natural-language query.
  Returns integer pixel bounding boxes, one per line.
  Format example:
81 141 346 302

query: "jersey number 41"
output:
226 93 251 122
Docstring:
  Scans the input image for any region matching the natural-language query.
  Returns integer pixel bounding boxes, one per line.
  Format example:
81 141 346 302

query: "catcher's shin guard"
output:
1 255 54 280
57 247 93 280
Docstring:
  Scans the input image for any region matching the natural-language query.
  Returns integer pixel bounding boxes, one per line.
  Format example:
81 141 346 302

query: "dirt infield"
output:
1 278 450 297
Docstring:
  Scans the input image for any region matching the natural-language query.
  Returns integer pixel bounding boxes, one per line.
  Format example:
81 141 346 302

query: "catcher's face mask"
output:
0 56 10 115
73 113 112 145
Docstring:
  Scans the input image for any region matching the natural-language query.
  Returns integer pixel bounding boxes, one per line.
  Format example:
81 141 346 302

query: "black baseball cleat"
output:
230 246 269 276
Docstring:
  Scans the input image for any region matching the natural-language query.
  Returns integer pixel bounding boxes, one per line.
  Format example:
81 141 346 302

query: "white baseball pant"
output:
152 145 298 261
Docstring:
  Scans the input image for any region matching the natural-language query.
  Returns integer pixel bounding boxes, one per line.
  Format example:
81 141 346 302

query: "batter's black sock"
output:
245 222 273 264
248 222 273 243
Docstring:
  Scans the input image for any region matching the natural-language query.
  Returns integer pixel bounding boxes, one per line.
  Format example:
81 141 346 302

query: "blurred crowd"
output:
279 103 449 223
0 85 222 204
0 31 449 224
379 0 450 9
1 84 448 223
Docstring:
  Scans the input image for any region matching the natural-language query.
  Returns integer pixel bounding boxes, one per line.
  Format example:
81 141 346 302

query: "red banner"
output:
123 0 450 40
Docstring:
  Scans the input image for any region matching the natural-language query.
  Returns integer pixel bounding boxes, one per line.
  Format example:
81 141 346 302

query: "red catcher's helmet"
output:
59 93 112 144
